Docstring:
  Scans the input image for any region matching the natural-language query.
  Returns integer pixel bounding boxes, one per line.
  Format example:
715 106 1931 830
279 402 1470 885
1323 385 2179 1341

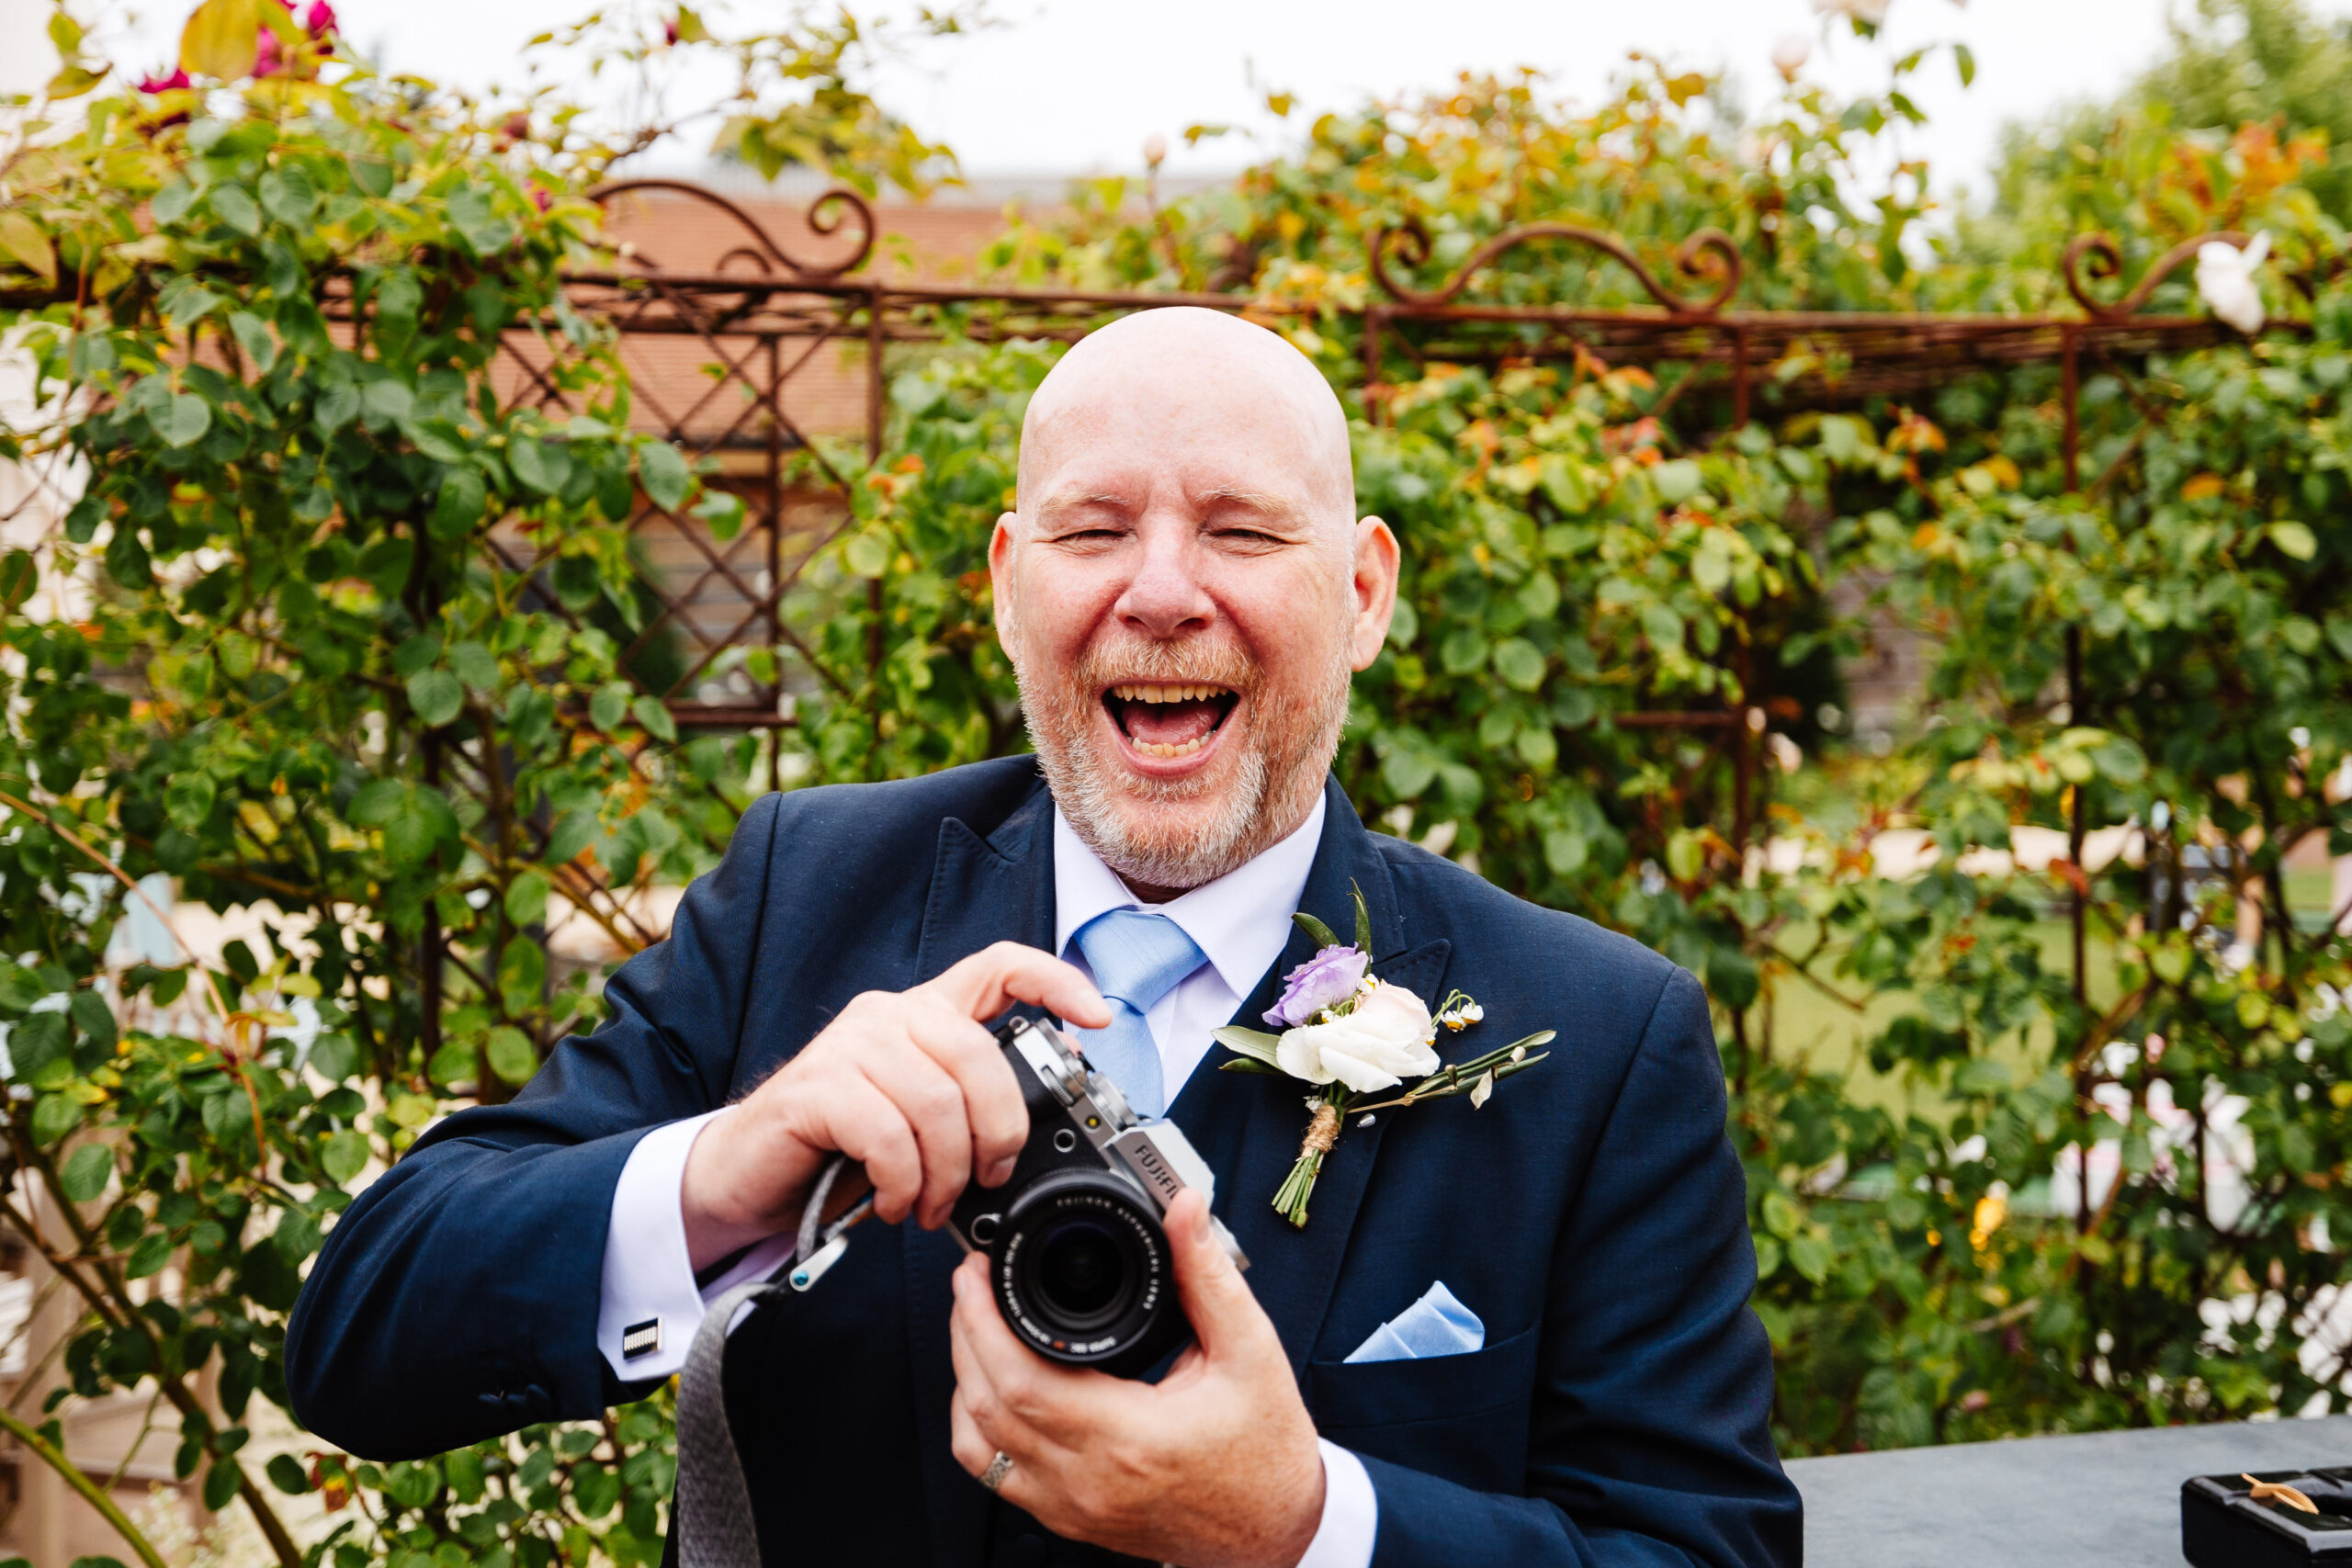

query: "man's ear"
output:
1347 515 1400 671
988 512 1021 654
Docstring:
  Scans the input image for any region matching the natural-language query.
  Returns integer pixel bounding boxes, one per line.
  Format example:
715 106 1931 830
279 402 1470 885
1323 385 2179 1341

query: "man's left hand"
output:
948 1189 1327 1568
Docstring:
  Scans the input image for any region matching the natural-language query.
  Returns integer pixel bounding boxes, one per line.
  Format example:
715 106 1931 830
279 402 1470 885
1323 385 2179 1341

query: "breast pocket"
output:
1305 1325 1540 1491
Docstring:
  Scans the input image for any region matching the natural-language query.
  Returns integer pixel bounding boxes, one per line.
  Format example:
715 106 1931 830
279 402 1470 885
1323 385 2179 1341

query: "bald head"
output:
1016 308 1356 528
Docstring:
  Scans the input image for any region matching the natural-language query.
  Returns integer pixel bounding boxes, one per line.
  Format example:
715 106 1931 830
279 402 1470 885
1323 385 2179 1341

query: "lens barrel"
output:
989 1168 1173 1373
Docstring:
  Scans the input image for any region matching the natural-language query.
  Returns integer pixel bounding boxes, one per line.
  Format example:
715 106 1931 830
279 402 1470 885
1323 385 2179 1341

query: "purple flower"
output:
1264 944 1368 1028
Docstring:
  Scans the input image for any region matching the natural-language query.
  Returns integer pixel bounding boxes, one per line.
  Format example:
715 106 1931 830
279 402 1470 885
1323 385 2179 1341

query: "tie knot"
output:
1072 908 1206 1013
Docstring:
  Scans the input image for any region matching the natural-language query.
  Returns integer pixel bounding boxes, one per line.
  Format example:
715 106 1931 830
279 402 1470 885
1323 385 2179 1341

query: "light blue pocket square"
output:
1343 1280 1485 1363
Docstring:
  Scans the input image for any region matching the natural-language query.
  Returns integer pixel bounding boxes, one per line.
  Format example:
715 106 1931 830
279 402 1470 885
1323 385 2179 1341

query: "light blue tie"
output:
1069 908 1206 1118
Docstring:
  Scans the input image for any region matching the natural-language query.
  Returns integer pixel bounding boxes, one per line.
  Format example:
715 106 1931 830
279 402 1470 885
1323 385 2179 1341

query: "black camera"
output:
947 1016 1248 1378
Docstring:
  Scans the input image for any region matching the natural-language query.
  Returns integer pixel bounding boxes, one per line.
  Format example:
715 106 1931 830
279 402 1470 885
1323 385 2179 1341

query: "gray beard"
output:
1016 654 1349 893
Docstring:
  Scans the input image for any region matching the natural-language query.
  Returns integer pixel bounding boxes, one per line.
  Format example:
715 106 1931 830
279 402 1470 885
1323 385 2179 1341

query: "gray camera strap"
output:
674 1156 870 1568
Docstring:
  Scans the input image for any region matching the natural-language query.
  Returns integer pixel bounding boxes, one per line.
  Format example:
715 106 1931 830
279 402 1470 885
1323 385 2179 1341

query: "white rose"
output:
1814 0 1890 23
1276 981 1440 1094
2197 231 2269 334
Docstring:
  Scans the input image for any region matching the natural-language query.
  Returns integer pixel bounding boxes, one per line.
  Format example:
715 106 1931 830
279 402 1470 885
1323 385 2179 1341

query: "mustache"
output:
1069 637 1260 695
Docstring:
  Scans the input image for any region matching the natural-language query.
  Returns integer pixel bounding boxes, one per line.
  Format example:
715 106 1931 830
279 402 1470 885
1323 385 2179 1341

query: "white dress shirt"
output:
595 791 1376 1567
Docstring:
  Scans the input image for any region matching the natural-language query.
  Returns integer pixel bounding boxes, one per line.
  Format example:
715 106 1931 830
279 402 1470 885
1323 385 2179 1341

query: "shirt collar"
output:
1052 791 1327 1000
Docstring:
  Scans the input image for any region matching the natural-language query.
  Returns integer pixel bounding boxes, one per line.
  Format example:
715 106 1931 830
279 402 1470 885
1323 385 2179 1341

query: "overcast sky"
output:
13 0 2352 198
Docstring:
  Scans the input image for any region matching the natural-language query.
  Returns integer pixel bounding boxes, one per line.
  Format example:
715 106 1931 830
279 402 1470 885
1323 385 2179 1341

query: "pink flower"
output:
662 17 680 44
1264 944 1369 1028
138 67 192 93
302 1 336 35
254 27 283 77
527 184 552 213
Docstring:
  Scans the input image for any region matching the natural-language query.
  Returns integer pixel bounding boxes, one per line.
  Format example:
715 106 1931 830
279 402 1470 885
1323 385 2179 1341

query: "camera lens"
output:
990 1168 1172 1373
1032 1219 1129 1325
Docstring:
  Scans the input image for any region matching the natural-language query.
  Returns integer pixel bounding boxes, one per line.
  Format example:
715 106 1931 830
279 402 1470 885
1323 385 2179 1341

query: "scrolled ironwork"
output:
589 178 876 280
1369 218 1741 315
2062 230 2253 321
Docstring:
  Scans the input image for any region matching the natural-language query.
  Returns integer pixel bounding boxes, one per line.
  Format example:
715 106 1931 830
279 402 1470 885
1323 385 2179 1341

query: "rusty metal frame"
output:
459 187 2278 1023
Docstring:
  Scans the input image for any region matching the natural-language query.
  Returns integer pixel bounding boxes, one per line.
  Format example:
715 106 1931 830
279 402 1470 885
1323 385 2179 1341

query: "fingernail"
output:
985 1156 1015 1186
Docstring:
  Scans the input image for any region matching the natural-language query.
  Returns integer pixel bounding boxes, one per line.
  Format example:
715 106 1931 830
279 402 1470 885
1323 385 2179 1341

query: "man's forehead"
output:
1016 308 1353 516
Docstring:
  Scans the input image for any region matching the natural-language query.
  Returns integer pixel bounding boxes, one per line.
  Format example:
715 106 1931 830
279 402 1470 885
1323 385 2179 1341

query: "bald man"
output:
288 310 1799 1568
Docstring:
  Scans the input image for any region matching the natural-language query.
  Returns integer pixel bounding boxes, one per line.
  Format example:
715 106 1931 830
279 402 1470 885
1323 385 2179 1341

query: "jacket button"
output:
1003 1532 1046 1567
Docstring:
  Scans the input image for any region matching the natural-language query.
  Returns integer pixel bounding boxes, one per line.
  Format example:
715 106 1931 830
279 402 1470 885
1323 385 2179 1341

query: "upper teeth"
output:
1113 683 1224 703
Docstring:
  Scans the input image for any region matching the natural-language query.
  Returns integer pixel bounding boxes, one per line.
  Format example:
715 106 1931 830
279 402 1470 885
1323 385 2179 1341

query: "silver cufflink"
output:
622 1318 662 1359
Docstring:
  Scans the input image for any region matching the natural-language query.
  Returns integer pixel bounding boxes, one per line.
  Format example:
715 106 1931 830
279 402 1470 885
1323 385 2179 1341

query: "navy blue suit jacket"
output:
288 759 1799 1566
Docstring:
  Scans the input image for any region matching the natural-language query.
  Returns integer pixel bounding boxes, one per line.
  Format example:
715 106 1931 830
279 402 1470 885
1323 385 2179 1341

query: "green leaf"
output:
429 466 485 540
1381 748 1437 801
450 640 499 691
59 1144 114 1203
202 1455 244 1513
1351 884 1373 952
0 212 56 288
1211 1025 1283 1066
266 1454 311 1496
361 379 414 426
548 809 599 864
509 435 567 495
314 381 359 434
1787 1233 1834 1285
1493 637 1545 691
1291 910 1342 950
155 392 212 448
844 530 891 579
406 669 465 728
499 936 546 1010
151 179 197 226
1953 41 1976 86
0 550 38 611
589 681 630 733
319 1129 368 1185
695 489 747 541
380 787 458 867
504 872 551 927
208 183 261 237
485 1027 537 1087
552 553 601 611
2269 520 2319 560
1219 1057 1284 1075
70 990 115 1053
632 694 678 743
165 772 217 830
228 310 277 374
28 1085 80 1145
639 441 692 512
258 164 318 226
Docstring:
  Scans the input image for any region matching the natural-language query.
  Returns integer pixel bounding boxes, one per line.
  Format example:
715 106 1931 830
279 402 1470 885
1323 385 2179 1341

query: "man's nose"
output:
1113 525 1214 638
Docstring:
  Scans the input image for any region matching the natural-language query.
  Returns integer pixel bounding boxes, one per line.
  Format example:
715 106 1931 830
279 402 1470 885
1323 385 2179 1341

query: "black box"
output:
2185 1469 2352 1565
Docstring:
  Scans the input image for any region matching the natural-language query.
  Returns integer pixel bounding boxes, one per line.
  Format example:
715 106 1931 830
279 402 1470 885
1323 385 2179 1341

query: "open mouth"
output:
1102 682 1240 760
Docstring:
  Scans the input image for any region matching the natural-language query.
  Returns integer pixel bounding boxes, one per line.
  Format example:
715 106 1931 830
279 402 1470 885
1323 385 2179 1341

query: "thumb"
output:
1166 1189 1269 1362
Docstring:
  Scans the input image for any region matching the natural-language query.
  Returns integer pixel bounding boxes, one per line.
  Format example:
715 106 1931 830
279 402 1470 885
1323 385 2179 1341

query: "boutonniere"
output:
1214 886 1554 1228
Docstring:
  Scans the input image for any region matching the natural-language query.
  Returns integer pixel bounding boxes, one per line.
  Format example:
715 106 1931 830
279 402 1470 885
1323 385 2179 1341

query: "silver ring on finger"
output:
979 1450 1014 1494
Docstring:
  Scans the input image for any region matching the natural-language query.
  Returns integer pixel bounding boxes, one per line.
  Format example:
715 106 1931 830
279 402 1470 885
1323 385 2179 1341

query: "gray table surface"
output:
1789 1414 2352 1566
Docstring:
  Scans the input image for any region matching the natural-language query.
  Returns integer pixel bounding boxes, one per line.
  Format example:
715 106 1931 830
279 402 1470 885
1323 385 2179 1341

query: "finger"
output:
820 1076 922 1224
951 1253 1110 1444
855 1038 976 1229
927 941 1111 1031
948 1262 1035 1451
1164 1188 1270 1364
907 997 1030 1190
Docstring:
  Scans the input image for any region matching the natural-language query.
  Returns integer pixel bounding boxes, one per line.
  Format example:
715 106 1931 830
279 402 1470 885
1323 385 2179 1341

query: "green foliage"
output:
10 5 2352 1564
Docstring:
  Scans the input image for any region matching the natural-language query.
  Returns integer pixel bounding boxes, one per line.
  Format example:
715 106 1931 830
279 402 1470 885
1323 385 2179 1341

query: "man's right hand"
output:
680 942 1112 1270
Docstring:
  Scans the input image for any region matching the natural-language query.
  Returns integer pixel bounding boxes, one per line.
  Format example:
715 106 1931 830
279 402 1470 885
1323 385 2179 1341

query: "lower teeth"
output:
1136 736 1207 758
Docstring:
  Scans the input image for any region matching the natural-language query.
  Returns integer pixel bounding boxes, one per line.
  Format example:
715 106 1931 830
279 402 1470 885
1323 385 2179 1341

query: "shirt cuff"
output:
1295 1439 1377 1568
594 1109 795 1381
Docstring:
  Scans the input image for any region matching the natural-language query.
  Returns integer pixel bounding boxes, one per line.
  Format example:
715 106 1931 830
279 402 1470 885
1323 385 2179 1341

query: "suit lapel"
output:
904 781 1057 1568
1166 776 1454 1379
